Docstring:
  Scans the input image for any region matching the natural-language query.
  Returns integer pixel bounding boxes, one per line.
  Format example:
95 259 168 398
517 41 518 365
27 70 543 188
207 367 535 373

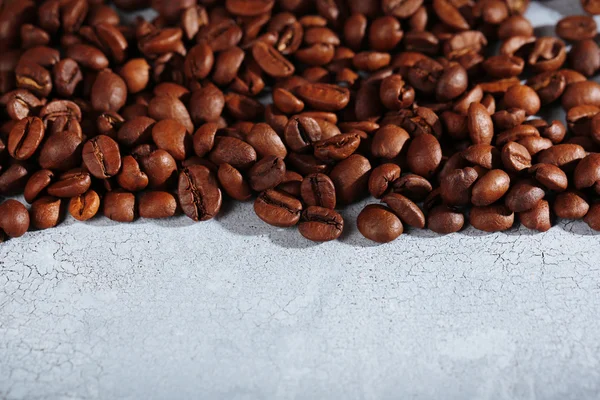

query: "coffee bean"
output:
284 116 322 153
371 125 410 160
245 123 287 159
300 173 336 209
69 190 100 221
8 116 45 160
178 165 222 221
148 95 194 134
391 174 432 202
584 203 600 231
440 167 479 206
273 88 304 115
151 119 188 161
537 144 586 170
562 81 600 111
104 190 136 223
554 191 589 220
381 193 425 229
298 206 343 242
470 204 514 232
252 41 295 78
529 163 568 192
248 156 286 192
82 135 122 179
53 58 83 97
357 204 403 243
406 133 442 178
138 191 178 219
501 141 532 172
254 189 302 227
119 59 150 94
24 169 54 204
30 196 62 230
0 163 30 195
379 74 414 110
556 15 597 42
314 133 361 162
217 163 252 201
208 136 257 170
369 164 401 199
47 169 92 198
0 200 30 238
468 103 493 145
433 0 469 30
137 148 178 190
505 179 545 213
184 42 214 81
504 85 540 116
295 83 350 112
471 170 511 207
330 154 371 204
519 199 551 232
65 44 109 71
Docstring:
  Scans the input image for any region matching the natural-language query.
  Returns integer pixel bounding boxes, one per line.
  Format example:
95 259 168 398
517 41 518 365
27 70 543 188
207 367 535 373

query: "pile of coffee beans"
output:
1 0 600 244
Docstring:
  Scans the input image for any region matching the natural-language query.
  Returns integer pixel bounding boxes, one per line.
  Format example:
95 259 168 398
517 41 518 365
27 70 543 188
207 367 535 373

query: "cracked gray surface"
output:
2 2 600 399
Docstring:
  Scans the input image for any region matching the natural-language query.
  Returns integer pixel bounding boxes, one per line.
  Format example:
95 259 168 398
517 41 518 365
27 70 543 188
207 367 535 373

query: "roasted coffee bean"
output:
470 204 515 232
0 200 30 238
529 163 568 192
357 204 403 243
254 189 302 227
208 136 257 170
119 59 150 94
91 69 127 112
556 15 597 41
30 196 62 230
178 165 222 221
519 199 551 232
574 154 600 192
248 156 286 192
47 169 91 198
330 154 371 204
24 169 54 204
505 179 545 213
468 103 493 145
501 142 532 172
440 167 478 206
273 88 304 115
314 133 361 162
8 116 45 161
562 81 600 111
392 174 432 202
537 144 586 170
118 116 155 147
300 173 336 209
380 74 414 110
82 135 122 179
246 123 287 158
148 95 194 134
104 190 136 223
554 191 589 220
151 119 188 161
471 169 511 207
284 116 322 153
406 133 442 178
0 163 30 195
218 163 252 201
137 149 178 190
298 206 344 242
192 122 219 157
69 190 101 222
427 205 464 234
184 42 214 81
584 203 600 231
253 41 295 78
138 191 178 219
569 40 600 77
504 85 540 116
381 193 425 229
371 125 410 160
369 164 401 199
295 83 350 112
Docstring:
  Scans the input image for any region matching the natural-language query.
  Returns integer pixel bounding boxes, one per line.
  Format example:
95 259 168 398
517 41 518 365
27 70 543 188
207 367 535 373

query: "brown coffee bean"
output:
295 83 350 112
492 109 527 131
471 169 511 207
148 95 194 134
529 163 568 192
528 71 566 105
91 69 127 112
273 88 304 115
582 0 600 15
254 189 302 227
136 148 177 190
470 204 514 232
496 124 540 146
0 163 31 195
368 164 401 199
225 92 265 121
501 141 532 172
82 135 122 179
569 40 600 77
503 85 540 116
184 42 214 81
104 190 136 223
192 122 219 158
556 15 597 41
518 199 551 232
314 133 361 162
406 133 442 178
248 156 286 192
7 116 45 161
284 116 322 153
467 103 493 145
244 123 286 159
208 136 257 170
584 202 600 231
30 196 62 230
298 206 343 242
117 116 155 147
562 81 600 111
69 190 100 221
537 144 586 170
433 0 469 30
357 204 403 243
436 63 468 102
381 193 425 229
574 153 600 192
369 16 403 52
178 165 222 221
151 119 188 161
252 41 295 78
391 174 431 202
440 167 479 206
300 173 336 209
379 74 414 110
0 200 30 238
119 59 150 94
330 154 371 204
505 179 545 213
518 136 553 156
461 144 501 170
217 163 252 201
554 191 589 220
427 205 463 234
47 169 91 198
498 15 533 39
24 169 54 204
138 191 177 219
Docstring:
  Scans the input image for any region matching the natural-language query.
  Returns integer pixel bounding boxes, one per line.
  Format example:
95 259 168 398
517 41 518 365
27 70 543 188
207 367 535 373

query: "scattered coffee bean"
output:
69 190 101 221
298 206 344 242
357 204 403 243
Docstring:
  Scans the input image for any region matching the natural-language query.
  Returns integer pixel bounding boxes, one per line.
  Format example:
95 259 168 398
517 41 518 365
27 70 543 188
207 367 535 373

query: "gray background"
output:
2 1 600 399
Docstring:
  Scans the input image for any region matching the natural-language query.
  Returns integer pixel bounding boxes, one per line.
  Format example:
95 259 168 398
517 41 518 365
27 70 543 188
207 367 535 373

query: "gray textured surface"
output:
2 2 600 399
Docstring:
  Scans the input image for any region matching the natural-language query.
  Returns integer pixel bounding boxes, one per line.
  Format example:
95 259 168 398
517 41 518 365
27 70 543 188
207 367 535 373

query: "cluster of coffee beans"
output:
1 0 600 244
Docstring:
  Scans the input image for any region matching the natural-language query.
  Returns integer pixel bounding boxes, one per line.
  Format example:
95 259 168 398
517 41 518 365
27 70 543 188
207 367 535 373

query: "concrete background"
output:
2 1 600 399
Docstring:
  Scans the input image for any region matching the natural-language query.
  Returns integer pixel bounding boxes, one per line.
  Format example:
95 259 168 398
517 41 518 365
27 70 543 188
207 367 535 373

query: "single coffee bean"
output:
379 74 414 110
217 163 252 201
300 173 336 209
529 163 568 192
504 85 540 116
562 81 600 111
252 41 295 78
470 204 515 232
357 204 403 243
369 164 401 199
7 116 45 161
584 203 600 231
381 193 426 229
427 204 464 234
406 133 442 178
314 133 361 162
82 135 122 179
440 167 479 206
496 124 540 146
24 169 54 204
537 144 586 170
273 88 304 115
436 63 468 102
295 83 350 112
467 103 493 145
15 61 52 97
91 69 128 112
433 0 470 30
569 40 600 77
30 196 62 230
116 155 149 192
0 163 30 195
556 15 597 41
178 165 222 221
53 58 83 97
208 136 257 170
192 122 219 158
501 141 532 172
298 206 344 242
519 199 551 232
248 156 286 192
284 116 322 153
104 190 136 223
119 58 150 94
554 191 589 220
148 94 194 134
541 120 567 144
151 119 188 161
184 42 214 81
69 190 101 221
582 0 600 15
137 148 178 190
471 169 511 207
0 199 30 238
391 174 432 202
47 169 92 198
245 123 287 159
329 154 371 204
505 179 545 213
254 189 302 227
138 191 178 219
371 125 410 160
